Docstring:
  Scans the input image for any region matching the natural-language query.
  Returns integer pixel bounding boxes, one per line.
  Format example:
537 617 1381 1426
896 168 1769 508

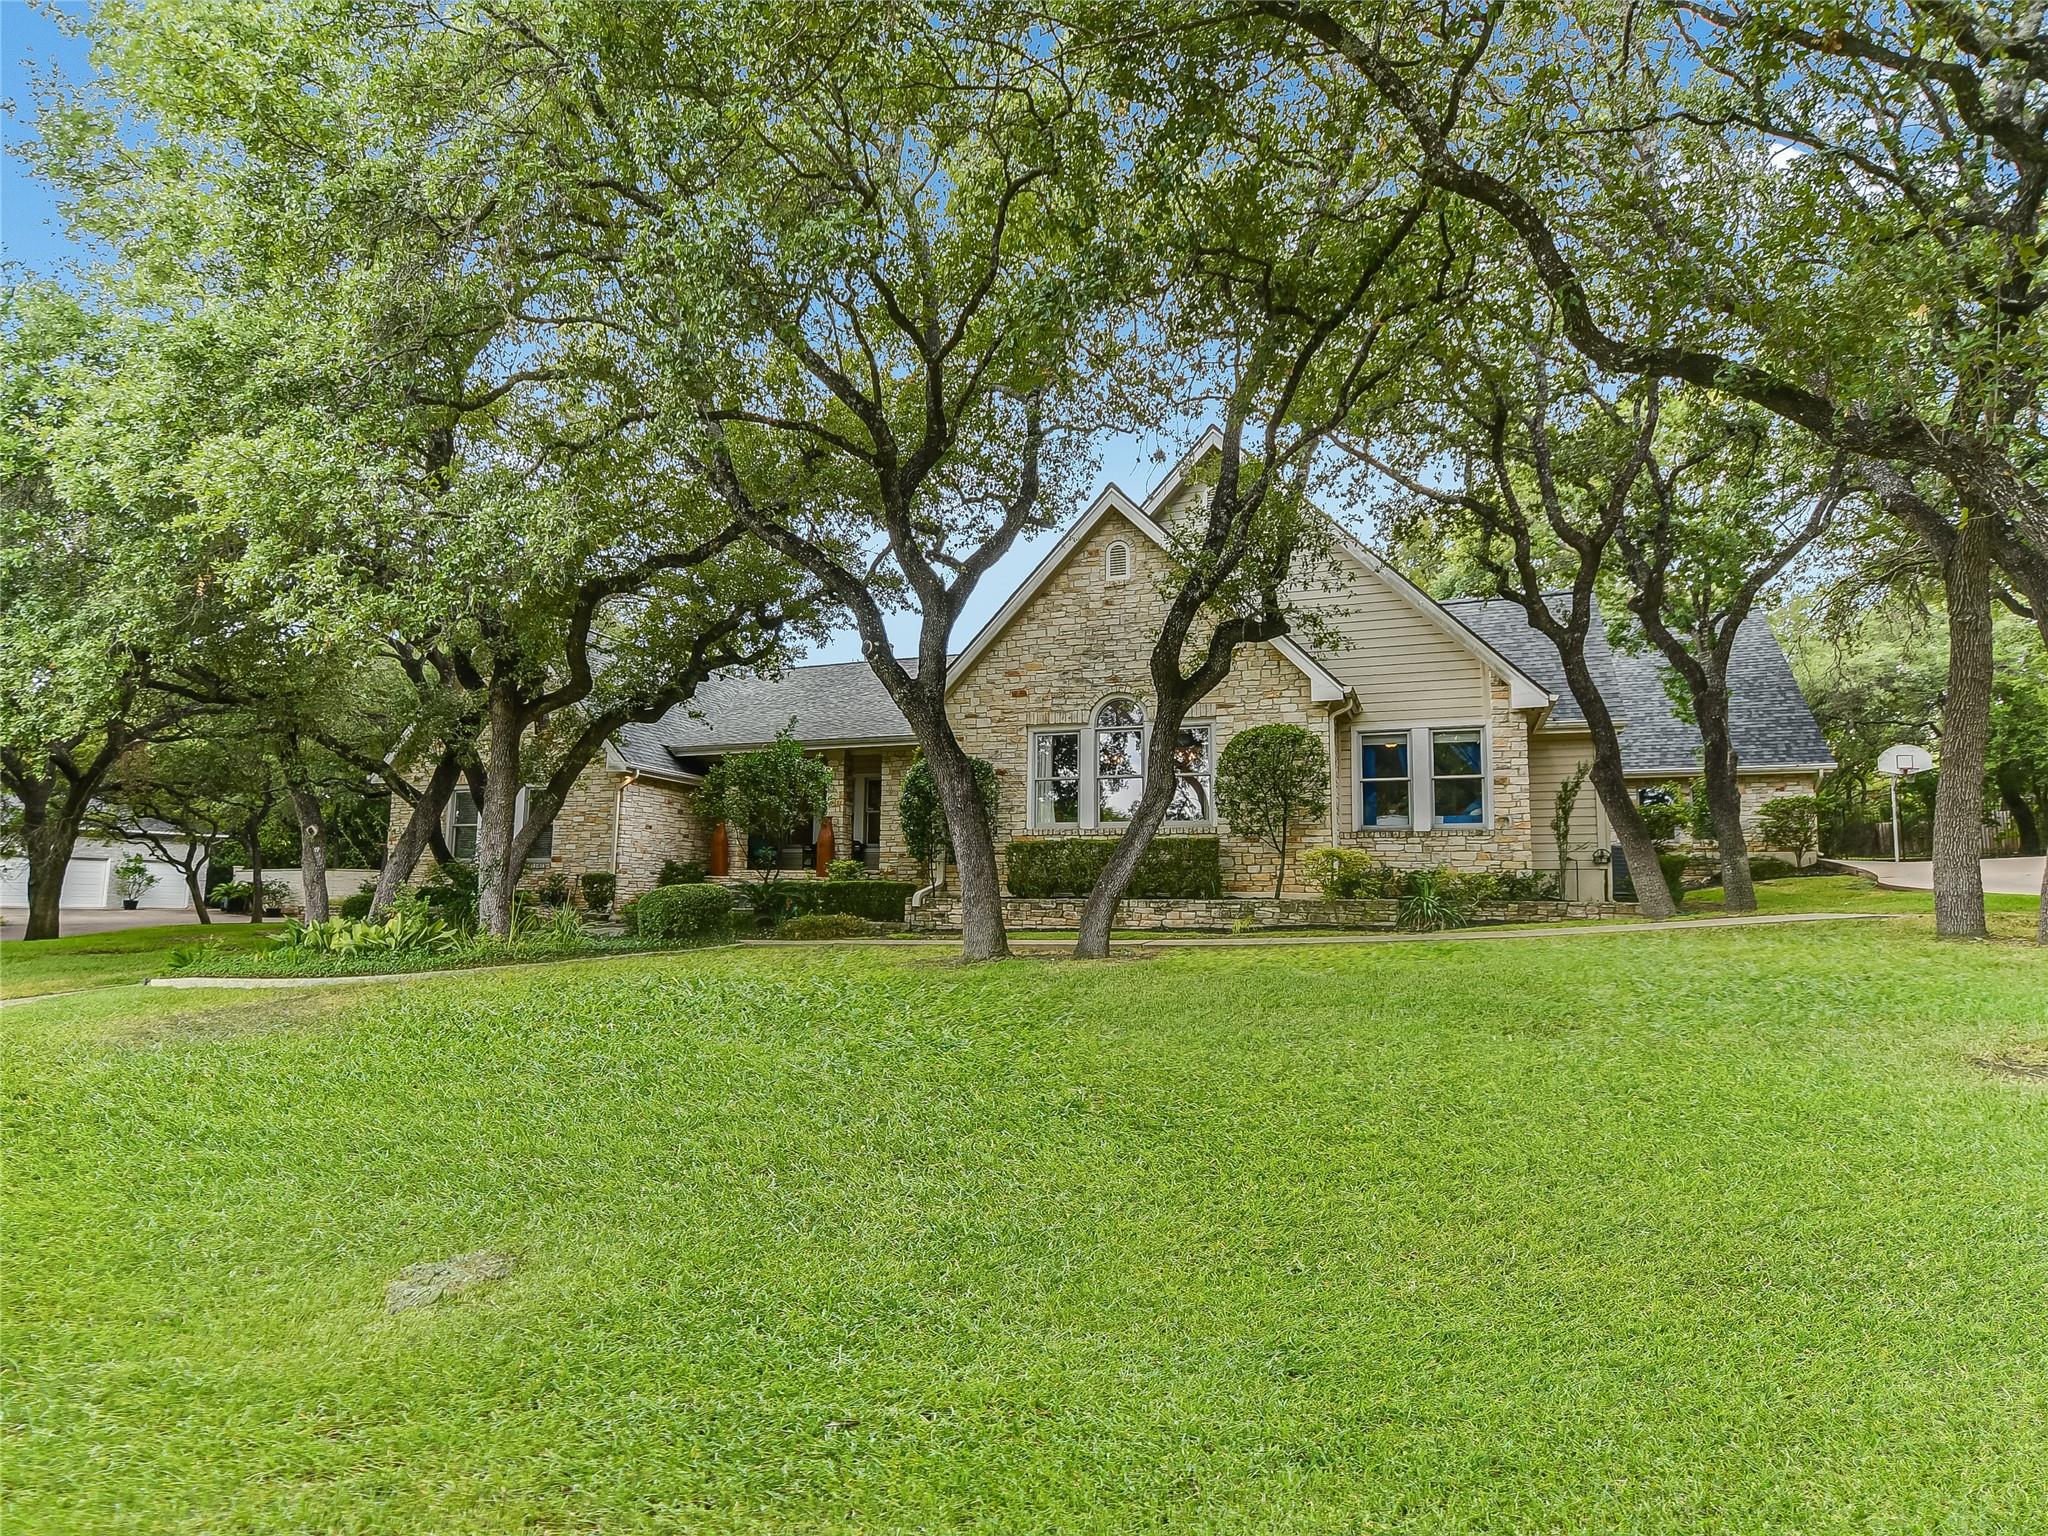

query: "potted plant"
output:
112 854 158 910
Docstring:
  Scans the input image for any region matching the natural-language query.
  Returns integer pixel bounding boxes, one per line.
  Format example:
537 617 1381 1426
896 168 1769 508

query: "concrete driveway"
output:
0 906 235 940
1839 856 2044 896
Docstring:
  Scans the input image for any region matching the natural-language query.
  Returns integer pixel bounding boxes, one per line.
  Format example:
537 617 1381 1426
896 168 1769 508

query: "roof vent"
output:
1105 539 1130 584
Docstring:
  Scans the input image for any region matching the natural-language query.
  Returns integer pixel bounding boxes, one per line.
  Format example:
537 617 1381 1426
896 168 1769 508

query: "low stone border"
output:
907 892 1634 932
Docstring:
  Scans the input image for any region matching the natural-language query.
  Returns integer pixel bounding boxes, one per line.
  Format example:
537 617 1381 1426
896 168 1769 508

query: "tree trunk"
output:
1553 648 1679 919
183 861 213 922
244 826 266 924
1931 513 1992 938
1076 697 1194 959
474 688 524 939
289 783 331 923
372 755 462 916
921 728 1007 962
1696 694 1755 913
1994 765 2042 856
20 815 79 942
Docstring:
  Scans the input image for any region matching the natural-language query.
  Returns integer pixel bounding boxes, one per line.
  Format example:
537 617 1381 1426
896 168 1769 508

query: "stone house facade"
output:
390 432 1834 905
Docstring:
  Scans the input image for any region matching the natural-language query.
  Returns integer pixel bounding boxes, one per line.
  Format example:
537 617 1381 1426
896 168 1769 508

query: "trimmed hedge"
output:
632 882 736 941
1005 836 1222 899
337 889 375 920
656 859 707 888
748 880 919 927
777 912 872 939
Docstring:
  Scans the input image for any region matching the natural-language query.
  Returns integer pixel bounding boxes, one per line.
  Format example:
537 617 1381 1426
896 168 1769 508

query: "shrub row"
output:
747 880 920 926
1005 836 1223 899
1301 847 1561 904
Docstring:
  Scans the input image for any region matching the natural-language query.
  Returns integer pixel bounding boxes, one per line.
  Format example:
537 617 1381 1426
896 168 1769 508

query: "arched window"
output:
1094 697 1144 822
1104 540 1131 583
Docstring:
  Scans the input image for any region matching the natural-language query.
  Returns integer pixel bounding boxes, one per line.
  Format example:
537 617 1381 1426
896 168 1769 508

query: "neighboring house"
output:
404 433 1834 904
0 820 206 911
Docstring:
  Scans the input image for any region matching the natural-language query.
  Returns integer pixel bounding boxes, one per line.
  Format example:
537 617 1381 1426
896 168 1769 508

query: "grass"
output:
167 928 721 979
6 914 2047 1532
0 920 281 999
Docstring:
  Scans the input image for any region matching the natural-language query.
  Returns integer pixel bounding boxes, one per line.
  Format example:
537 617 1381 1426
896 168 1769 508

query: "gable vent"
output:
1105 540 1130 583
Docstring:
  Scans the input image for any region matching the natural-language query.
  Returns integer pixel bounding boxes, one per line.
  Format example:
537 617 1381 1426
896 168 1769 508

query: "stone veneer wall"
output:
945 510 1339 897
1625 771 1825 857
1333 675 1539 874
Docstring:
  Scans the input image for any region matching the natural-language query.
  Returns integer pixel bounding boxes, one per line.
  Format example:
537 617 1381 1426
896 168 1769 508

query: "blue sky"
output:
1 0 1184 665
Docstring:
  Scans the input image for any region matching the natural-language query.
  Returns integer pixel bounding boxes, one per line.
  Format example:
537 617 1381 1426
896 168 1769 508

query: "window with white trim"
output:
1104 540 1131 583
1430 728 1486 825
445 786 554 862
1028 701 1213 828
1356 734 1411 828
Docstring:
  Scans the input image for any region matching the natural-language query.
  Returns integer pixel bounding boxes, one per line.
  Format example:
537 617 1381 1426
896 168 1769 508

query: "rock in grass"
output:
385 1250 518 1313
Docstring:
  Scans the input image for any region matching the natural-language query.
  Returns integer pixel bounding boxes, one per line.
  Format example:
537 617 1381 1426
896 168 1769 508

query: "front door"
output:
860 776 883 871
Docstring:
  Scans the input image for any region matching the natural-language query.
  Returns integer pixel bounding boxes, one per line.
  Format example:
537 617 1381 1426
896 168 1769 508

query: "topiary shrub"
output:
1301 846 1374 900
1656 850 1690 904
337 889 375 920
580 871 616 913
826 858 865 882
1756 794 1819 862
1004 836 1221 898
632 882 736 942
656 859 707 888
777 912 872 939
1215 724 1330 897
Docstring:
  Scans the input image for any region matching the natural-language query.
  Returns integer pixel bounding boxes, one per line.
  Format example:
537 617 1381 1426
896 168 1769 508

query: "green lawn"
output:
6 914 2047 1532
0 920 281 999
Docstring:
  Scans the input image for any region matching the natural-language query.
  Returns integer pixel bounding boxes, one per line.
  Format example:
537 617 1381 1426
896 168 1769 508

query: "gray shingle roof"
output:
616 600 1831 778
614 659 917 773
1441 595 1832 773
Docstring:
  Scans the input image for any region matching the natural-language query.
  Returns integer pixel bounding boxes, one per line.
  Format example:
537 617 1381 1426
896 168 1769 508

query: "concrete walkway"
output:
1838 857 2044 897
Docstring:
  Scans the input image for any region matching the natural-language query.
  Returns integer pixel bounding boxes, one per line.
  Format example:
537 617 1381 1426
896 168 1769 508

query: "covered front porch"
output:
704 746 920 882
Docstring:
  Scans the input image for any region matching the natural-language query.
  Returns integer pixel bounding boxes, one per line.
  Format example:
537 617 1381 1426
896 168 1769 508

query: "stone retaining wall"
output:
906 893 1633 932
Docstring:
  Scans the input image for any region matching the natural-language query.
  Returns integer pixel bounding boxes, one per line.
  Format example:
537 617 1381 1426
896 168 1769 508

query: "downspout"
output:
1327 691 1358 849
612 771 636 878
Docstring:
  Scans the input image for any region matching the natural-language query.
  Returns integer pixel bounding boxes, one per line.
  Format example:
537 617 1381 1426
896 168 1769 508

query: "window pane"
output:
1097 728 1143 779
1360 779 1410 827
1036 731 1078 780
449 789 478 861
1172 726 1210 774
1097 776 1142 823
1359 736 1408 779
1432 730 1483 777
1167 775 1211 822
1034 780 1080 825
1095 697 1144 729
1434 777 1485 824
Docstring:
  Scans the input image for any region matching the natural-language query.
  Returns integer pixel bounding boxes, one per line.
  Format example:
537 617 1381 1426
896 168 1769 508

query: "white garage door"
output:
133 860 195 908
61 858 111 908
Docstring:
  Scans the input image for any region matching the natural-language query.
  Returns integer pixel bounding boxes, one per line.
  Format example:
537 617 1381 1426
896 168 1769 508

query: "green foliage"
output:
1746 857 1804 883
1551 762 1591 873
1658 852 1691 907
899 756 1002 876
337 890 375 920
1757 796 1820 861
1636 799 1688 847
1302 847 1383 900
747 881 920 927
655 860 706 888
579 872 616 913
698 730 832 875
531 870 572 908
1395 869 1478 932
1004 837 1222 899
776 912 872 940
111 854 157 903
414 861 479 933
826 859 866 882
631 883 736 943
1215 725 1331 896
272 912 457 956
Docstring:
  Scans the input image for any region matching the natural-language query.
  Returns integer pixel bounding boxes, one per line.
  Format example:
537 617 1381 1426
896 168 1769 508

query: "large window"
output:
1029 699 1213 829
445 786 554 863
1357 734 1411 828
1431 729 1485 825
